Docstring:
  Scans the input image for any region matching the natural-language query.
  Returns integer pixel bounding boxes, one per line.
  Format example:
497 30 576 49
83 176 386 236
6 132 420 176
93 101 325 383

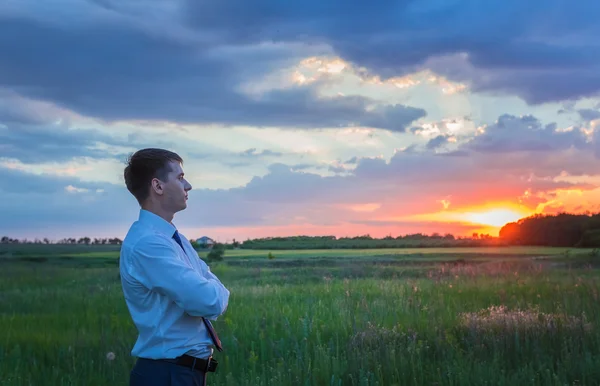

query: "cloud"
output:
216 148 286 168
426 135 450 150
240 148 283 158
464 114 590 153
290 163 322 171
328 165 349 174
0 166 105 194
3 0 600 240
2 111 599 239
0 7 425 132
184 0 600 104
238 88 427 131
7 0 596 135
595 129 600 159
0 123 130 164
0 92 183 165
0 165 138 237
177 112 600 230
578 109 600 122
0 89 71 125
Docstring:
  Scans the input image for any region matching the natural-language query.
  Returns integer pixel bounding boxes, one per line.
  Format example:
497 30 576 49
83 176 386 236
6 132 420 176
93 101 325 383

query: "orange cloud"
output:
337 203 382 212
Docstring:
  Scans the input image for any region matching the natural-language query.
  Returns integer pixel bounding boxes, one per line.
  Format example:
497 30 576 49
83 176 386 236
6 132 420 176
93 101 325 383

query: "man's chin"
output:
173 203 187 213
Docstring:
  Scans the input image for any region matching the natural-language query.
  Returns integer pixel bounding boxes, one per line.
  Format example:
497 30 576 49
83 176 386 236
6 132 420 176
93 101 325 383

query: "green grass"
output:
209 246 593 259
1 246 600 385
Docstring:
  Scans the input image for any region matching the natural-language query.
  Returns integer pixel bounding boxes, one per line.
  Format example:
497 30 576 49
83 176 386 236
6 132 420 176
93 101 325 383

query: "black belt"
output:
155 354 218 373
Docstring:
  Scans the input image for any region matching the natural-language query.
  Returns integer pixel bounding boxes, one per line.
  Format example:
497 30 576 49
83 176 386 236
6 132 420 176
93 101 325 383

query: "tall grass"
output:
1 248 599 385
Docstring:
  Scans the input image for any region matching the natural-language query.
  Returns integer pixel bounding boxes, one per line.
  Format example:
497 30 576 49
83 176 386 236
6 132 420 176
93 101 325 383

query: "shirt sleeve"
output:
131 234 230 319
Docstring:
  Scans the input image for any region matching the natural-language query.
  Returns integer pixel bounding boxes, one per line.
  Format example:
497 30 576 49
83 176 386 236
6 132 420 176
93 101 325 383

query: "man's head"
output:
124 148 192 215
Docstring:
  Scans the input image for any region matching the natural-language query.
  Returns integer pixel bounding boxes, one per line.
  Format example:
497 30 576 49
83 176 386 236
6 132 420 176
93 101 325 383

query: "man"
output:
119 148 230 386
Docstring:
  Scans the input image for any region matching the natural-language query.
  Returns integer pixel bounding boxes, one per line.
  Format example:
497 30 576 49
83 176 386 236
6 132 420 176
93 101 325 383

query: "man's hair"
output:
124 148 183 205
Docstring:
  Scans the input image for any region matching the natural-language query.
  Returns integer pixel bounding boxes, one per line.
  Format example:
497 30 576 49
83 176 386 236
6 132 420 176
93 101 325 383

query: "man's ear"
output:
151 178 164 196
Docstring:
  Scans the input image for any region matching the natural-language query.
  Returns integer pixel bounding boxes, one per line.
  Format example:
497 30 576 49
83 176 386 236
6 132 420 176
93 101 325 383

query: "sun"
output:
463 208 526 227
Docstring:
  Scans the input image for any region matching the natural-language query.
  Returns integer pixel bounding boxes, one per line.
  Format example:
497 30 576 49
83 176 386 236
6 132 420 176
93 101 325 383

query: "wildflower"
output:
458 305 592 334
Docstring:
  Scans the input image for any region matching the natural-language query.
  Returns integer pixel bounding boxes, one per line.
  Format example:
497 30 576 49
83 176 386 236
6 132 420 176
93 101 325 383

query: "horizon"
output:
2 1 600 241
4 211 598 244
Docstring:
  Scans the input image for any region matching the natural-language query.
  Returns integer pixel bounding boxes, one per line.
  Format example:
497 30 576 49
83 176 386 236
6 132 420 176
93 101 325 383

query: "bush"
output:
268 252 275 260
576 229 600 248
207 243 225 261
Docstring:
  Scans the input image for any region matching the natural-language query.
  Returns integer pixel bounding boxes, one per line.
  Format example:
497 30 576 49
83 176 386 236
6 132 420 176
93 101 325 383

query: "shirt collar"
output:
138 209 177 237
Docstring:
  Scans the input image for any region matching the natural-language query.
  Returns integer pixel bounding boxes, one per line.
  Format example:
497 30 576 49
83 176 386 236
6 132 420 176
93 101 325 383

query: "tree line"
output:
499 212 600 247
3 212 599 249
239 233 499 250
0 236 122 245
238 213 600 249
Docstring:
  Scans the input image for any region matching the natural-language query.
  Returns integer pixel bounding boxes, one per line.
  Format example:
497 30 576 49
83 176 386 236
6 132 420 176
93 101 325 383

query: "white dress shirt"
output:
120 209 230 360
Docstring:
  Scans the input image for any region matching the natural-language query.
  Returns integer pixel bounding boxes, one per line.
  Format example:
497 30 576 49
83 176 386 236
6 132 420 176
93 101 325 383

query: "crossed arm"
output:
131 235 230 320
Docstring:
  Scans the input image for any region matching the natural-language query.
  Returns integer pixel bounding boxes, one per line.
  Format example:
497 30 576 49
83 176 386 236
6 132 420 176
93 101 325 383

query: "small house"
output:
196 236 215 248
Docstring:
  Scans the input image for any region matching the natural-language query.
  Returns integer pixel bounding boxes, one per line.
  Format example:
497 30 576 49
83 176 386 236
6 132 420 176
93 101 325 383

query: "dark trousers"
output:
130 357 208 386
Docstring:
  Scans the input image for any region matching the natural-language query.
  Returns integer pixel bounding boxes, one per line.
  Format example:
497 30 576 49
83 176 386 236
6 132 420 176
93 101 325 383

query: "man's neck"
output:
141 203 174 224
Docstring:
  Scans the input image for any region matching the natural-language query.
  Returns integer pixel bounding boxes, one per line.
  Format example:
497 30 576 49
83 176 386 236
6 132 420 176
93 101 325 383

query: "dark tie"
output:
173 230 223 352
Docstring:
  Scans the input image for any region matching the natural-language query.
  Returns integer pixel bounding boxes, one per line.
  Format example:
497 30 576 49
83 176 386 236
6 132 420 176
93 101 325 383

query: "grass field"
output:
1 245 600 385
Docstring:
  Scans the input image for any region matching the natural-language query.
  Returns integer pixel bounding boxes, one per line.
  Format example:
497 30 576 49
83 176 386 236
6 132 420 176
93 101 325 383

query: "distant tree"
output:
499 213 600 247
576 230 600 248
207 243 225 261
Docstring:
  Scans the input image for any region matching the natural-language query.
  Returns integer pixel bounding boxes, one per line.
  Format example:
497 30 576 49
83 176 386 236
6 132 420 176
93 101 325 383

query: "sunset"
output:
414 206 533 230
2 1 600 242
2 1 600 385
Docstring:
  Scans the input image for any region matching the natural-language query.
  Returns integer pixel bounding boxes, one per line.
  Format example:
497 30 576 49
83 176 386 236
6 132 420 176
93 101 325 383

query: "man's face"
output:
159 161 192 213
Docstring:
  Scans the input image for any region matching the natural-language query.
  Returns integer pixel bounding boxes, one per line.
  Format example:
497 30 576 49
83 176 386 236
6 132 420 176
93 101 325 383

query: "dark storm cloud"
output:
185 0 600 104
0 9 425 132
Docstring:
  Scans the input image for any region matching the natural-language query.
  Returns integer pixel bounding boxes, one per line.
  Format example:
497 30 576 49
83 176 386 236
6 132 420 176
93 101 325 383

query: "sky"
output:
1 0 600 242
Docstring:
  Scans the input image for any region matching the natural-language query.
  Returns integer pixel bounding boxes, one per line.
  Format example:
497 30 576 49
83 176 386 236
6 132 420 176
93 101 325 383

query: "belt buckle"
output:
206 356 218 372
